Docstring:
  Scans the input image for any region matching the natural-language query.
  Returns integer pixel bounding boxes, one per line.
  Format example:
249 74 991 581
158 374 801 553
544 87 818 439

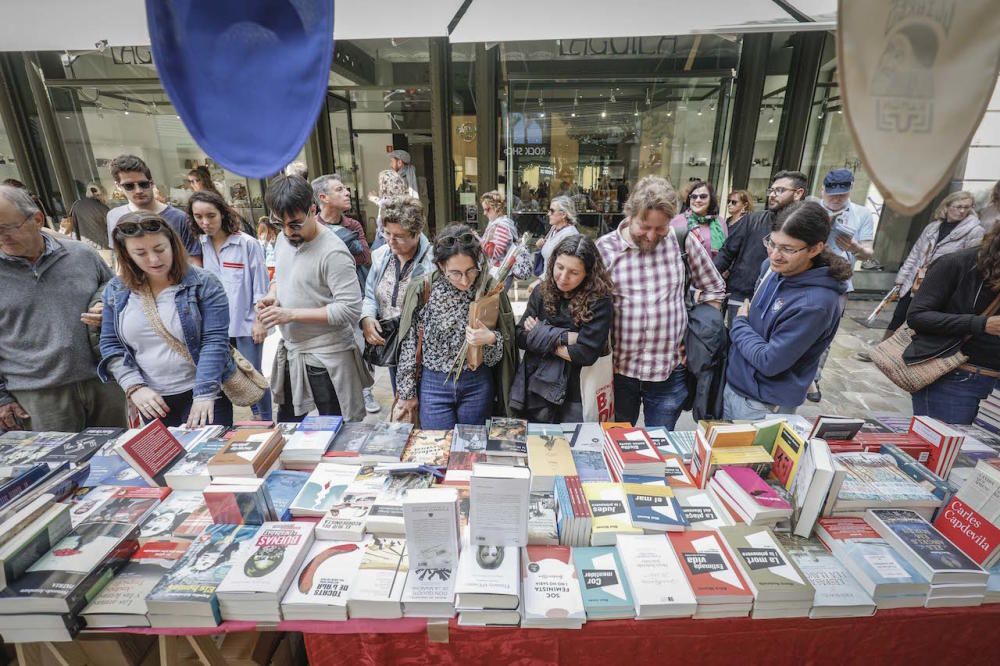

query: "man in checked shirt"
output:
596 176 726 429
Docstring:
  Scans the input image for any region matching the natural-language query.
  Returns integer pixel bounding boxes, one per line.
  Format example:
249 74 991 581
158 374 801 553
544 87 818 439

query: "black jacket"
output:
714 210 773 301
904 248 1000 370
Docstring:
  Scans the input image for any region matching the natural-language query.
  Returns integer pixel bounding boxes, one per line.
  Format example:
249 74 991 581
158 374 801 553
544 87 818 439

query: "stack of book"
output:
288 463 359 518
164 439 227 490
975 387 1000 433
720 524 815 619
675 488 735 530
572 546 634 620
568 424 611 483
709 468 792 526
322 422 375 463
367 470 435 536
485 418 529 460
470 463 530 548
933 459 1000 567
528 490 558 546
521 545 586 628
203 477 277 524
554 476 592 547
909 416 965 480
815 517 930 608
207 428 284 478
603 427 666 479
829 453 942 519
400 487 460 618
669 530 753 618
615 534 696 618
777 533 876 618
865 508 987 607
583 482 641 546
346 537 409 618
280 540 366 621
454 540 521 626
315 466 390 541
281 417 342 469
443 425 488 486
527 434 576 491
264 470 311 521
217 522 315 621
620 482 688 531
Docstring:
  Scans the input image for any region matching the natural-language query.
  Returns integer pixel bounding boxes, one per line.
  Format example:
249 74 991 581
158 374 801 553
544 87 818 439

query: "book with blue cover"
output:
298 416 344 433
264 470 311 521
572 545 634 620
864 509 987 586
572 450 611 483
83 454 151 488
621 483 688 531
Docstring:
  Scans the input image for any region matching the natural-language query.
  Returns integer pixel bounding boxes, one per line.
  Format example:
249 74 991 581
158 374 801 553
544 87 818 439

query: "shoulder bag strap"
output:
138 288 195 365
414 276 432 383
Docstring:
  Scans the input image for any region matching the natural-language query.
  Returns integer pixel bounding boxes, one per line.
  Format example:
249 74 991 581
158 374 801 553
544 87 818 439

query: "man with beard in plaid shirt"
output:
596 176 726 429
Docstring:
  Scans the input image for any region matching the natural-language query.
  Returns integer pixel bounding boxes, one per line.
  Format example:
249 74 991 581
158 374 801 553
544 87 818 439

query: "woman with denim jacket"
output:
99 211 236 427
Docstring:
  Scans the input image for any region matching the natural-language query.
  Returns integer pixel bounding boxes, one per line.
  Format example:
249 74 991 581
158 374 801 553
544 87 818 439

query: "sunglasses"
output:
438 232 478 248
690 193 710 201
268 215 307 231
115 219 167 237
120 180 152 192
727 199 741 205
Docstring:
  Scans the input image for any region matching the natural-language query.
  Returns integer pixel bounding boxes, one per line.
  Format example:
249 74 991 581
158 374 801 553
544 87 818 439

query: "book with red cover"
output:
114 420 185 487
664 455 696 491
719 467 792 512
909 416 964 478
668 530 753 605
854 432 932 464
603 427 665 477
933 497 1000 566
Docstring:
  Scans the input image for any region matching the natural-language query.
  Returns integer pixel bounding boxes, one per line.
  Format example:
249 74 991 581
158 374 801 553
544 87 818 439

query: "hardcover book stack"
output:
207 428 284 478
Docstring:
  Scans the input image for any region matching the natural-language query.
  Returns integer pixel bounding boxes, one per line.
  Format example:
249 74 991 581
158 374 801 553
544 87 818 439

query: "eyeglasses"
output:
727 199 741 206
0 215 32 235
115 219 167 237
690 193 710 201
384 230 415 243
438 232 478 248
445 267 480 281
268 216 306 231
948 204 973 211
120 180 152 192
767 186 796 196
762 235 810 256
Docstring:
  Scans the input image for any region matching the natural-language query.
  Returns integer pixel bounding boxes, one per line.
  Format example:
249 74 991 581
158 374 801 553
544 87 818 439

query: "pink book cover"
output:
723 467 791 511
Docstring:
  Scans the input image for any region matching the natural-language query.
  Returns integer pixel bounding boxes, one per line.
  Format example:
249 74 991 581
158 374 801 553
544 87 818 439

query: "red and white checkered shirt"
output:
597 220 727 382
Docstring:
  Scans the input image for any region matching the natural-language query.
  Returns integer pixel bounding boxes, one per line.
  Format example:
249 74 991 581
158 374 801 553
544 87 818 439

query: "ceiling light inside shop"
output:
601 109 607 118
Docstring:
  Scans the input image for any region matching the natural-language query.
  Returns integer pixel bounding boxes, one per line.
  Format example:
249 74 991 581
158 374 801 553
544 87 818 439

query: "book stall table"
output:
301 605 1000 666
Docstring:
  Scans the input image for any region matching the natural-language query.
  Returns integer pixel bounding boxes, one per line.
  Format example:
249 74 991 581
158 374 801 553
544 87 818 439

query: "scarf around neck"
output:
687 212 726 251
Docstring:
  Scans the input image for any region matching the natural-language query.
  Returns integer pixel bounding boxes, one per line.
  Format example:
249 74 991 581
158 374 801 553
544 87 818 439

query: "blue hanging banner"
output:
145 0 334 178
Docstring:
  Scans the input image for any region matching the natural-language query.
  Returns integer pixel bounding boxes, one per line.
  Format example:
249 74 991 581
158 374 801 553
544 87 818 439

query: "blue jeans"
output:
613 367 688 429
232 336 273 420
912 369 998 425
722 383 797 421
419 366 494 430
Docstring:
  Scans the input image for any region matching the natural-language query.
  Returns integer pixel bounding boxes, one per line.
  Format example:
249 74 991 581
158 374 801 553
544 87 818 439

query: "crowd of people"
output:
2 153 999 437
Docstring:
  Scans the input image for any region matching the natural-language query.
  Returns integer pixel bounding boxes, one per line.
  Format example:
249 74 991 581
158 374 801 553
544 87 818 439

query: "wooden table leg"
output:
42 642 86 666
14 643 41 666
159 635 180 666
185 636 226 666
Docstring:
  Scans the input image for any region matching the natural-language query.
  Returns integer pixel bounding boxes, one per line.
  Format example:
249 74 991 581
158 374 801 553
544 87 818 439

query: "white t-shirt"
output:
120 286 197 396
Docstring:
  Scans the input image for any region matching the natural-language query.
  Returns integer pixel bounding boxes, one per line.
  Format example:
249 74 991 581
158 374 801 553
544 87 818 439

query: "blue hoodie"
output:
726 264 847 408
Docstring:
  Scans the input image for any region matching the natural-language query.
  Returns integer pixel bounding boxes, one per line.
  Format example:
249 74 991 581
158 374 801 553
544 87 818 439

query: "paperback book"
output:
521 545 586 628
280 540 366 621
572 546 634 620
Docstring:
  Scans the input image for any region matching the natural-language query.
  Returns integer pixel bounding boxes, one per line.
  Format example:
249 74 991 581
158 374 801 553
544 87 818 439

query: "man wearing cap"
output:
805 168 875 401
105 154 202 265
388 150 420 199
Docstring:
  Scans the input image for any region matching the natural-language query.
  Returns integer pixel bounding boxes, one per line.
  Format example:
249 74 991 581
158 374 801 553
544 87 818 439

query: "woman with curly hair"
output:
512 235 614 422
904 224 1000 424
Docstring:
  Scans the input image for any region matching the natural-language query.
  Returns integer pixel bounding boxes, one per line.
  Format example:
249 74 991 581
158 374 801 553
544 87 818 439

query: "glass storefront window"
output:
0 112 22 183
503 77 728 240
747 74 787 207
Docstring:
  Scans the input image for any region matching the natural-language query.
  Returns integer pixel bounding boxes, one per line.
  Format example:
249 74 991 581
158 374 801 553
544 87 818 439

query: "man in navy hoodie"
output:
723 201 851 420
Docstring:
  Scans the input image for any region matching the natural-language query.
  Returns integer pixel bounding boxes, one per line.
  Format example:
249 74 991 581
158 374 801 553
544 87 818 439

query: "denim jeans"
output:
232 336 272 420
911 369 998 425
613 366 688 429
722 383 797 421
158 390 233 428
419 366 494 430
277 364 343 422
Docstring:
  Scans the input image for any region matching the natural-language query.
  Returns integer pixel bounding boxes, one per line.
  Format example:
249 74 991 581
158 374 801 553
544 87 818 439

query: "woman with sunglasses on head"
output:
536 195 581 274
670 180 727 258
723 201 851 420
393 225 516 429
98 212 236 428
725 190 752 228
511 236 614 423
189 190 272 421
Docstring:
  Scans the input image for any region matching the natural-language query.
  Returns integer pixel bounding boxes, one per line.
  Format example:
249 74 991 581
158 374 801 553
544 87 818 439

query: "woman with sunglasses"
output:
511 236 613 423
723 201 851 420
393 225 516 429
98 212 236 427
536 195 580 275
725 190 752 227
189 190 272 421
670 180 727 258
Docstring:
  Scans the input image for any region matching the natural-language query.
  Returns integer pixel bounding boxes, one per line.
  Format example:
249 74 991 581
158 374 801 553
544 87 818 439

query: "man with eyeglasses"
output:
0 185 127 432
105 154 202 265
255 175 369 422
715 171 807 326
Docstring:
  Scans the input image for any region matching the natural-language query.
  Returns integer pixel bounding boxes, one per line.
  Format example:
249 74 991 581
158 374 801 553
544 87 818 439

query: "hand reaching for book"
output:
130 387 169 420
186 399 215 428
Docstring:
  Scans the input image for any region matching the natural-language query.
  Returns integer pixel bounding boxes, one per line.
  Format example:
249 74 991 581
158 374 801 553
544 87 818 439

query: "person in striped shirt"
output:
596 176 726 429
480 189 519 269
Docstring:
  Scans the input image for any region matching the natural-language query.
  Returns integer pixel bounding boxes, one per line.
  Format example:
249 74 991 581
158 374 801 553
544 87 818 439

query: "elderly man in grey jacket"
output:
0 185 127 431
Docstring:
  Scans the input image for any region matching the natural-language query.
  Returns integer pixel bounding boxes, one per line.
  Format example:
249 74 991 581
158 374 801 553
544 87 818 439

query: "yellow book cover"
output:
771 424 807 490
710 446 773 465
583 482 642 546
526 435 577 479
709 424 758 448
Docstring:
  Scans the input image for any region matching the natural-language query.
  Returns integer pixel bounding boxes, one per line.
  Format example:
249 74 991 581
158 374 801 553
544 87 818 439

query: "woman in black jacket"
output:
905 224 1000 424
512 236 614 423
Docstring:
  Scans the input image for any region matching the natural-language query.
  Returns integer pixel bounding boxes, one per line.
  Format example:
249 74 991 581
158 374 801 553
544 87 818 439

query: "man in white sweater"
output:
256 176 370 421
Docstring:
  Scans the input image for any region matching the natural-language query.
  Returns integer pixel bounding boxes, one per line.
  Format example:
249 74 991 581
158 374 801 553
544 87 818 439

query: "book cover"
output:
400 565 456 616
324 422 375 460
663 455 696 490
573 546 634 618
47 428 124 466
216 522 314 598
521 545 585 627
669 530 752 604
453 542 520 607
865 508 986 583
259 470 307 521
469 464 530 547
116 420 185 487
752 419 786 454
359 422 413 462
0 502 71 588
444 425 488 486
777 533 875 617
164 439 227 489
528 491 558 546
400 429 453 467
203 482 271 525
605 428 665 467
208 429 281 475
833 453 941 510
402 487 460 569
527 435 576 490
615 534 696 616
84 453 150 488
84 487 171 527
720 467 793 512
139 490 205 541
718 524 815 603
281 540 365 617
289 464 359 517
583 483 642 546
621 482 688 531
570 424 606 453
676 490 734 530
298 415 344 433
571 450 611 483
486 418 529 457
174 504 214 539
348 537 408 615
771 424 806 490
368 471 434 535
281 431 335 460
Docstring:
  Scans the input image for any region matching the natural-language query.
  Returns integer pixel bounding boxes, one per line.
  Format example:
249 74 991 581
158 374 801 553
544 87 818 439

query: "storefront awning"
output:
448 0 835 43
0 0 833 52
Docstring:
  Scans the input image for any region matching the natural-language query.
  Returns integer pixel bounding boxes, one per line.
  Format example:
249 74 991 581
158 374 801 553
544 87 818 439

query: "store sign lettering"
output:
504 145 550 158
559 36 676 58
111 46 153 66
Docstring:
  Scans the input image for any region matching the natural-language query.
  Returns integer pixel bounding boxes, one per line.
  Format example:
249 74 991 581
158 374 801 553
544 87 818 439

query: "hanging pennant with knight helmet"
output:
837 0 1000 214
